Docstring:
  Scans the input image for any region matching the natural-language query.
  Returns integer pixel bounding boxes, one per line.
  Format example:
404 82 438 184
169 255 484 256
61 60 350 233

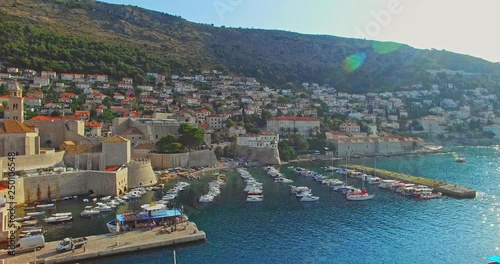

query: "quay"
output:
0 222 206 264
347 165 477 199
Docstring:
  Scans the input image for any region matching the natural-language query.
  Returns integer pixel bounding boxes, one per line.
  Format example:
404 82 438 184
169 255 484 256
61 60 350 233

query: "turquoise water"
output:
26 146 500 263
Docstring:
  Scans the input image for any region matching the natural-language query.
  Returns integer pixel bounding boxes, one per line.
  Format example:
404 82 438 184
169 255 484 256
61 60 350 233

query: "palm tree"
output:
285 127 292 136
292 127 299 135
279 127 285 136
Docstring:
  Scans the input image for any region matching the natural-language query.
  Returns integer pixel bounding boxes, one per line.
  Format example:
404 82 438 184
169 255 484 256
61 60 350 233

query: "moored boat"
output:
52 212 72 217
300 194 319 202
246 195 264 202
26 211 45 216
81 209 100 218
106 203 184 233
36 203 55 209
14 216 34 222
45 215 73 223
346 189 374 201
21 220 38 226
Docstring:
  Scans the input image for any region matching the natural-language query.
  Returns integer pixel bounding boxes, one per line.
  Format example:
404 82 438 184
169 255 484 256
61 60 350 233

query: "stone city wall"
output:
64 153 103 171
236 146 281 165
147 150 218 169
1 151 65 173
21 169 124 203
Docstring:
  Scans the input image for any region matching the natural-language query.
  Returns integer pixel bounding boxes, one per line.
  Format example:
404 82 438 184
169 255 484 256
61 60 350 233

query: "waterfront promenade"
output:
0 222 206 264
348 165 476 199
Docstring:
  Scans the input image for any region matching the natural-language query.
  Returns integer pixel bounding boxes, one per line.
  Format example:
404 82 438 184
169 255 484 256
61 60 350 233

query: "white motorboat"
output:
115 198 125 204
300 194 319 202
199 195 213 203
36 204 55 209
295 190 311 198
82 199 89 203
162 194 177 201
379 180 399 189
247 188 263 195
100 196 112 201
26 211 45 216
14 216 33 222
127 191 142 199
246 196 263 202
346 193 375 201
80 209 100 218
52 213 72 217
45 215 73 223
95 204 112 212
290 186 311 193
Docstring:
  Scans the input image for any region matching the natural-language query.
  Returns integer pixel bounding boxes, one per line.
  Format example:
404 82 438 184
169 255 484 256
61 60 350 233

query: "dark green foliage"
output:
2 1 500 92
178 123 204 150
278 141 296 162
156 134 180 153
0 18 180 84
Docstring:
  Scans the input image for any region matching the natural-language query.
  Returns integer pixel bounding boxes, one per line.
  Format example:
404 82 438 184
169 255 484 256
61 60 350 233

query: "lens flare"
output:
373 41 403 54
343 52 366 73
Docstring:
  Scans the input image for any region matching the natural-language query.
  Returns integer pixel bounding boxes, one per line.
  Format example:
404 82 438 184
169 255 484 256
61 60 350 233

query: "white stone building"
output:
266 116 320 139
237 131 279 148
339 121 361 134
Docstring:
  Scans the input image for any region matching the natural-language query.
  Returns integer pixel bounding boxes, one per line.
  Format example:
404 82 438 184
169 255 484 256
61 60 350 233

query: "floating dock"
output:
347 165 476 199
0 222 206 264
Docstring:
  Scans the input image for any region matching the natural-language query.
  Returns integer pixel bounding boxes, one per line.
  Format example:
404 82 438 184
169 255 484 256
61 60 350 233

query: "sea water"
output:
30 146 500 263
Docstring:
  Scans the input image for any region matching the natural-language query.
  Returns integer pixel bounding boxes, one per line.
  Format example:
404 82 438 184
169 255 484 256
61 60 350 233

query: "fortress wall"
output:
147 150 217 169
1 151 65 173
236 146 281 165
22 170 121 203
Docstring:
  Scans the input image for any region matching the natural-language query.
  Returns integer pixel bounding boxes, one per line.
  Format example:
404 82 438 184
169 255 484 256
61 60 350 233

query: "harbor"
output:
0 221 205 264
1 146 496 263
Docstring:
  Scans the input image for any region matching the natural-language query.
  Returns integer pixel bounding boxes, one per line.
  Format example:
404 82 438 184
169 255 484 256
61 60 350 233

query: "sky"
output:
100 0 500 62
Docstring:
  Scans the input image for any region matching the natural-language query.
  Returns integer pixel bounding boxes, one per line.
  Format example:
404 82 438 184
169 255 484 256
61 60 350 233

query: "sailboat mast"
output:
173 250 177 264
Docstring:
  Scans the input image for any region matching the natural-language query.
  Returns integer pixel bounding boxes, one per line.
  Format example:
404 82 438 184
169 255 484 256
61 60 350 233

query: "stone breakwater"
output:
347 165 476 199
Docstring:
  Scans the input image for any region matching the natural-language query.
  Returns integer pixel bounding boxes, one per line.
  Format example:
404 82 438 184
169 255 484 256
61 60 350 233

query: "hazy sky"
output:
101 0 499 62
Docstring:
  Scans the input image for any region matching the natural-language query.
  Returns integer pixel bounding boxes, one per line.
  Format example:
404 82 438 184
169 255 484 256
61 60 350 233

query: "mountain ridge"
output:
1 0 499 92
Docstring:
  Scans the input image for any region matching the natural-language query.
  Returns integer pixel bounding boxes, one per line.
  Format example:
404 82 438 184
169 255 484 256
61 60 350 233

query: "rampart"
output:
21 168 128 203
147 150 218 169
236 146 281 165
1 151 65 173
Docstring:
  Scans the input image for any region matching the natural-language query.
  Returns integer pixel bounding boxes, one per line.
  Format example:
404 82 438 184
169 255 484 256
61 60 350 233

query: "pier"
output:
0 222 206 264
347 165 476 199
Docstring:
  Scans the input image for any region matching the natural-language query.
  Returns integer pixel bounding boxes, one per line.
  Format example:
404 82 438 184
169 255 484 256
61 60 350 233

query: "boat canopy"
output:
487 256 500 263
116 209 182 222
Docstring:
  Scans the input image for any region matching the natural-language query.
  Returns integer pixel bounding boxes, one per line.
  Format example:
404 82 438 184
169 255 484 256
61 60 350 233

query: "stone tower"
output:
7 82 24 123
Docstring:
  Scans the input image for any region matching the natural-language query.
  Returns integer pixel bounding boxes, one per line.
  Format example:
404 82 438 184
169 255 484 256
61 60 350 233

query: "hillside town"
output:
0 65 498 244
0 67 497 156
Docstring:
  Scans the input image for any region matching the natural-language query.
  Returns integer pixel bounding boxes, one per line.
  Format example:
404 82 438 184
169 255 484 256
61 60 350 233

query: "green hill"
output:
1 0 499 92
